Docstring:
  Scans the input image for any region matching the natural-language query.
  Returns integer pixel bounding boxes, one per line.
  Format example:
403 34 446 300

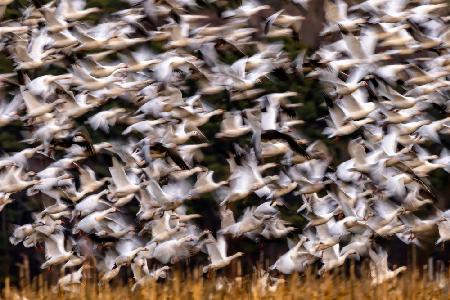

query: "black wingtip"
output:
337 24 349 35
31 0 43 9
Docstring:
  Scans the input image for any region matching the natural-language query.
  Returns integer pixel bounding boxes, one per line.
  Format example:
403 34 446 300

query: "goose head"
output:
343 249 358 260
358 81 368 88
396 206 407 216
95 207 117 221
188 130 207 141
270 198 285 207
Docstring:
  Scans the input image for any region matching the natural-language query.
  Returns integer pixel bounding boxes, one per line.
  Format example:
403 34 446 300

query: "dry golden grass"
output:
3 262 450 300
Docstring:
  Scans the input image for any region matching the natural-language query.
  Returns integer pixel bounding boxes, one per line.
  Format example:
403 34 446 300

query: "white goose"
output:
108 157 144 198
72 190 108 218
73 207 116 234
191 171 228 196
319 244 357 275
55 266 84 292
20 87 64 119
270 237 315 274
338 89 376 121
151 235 196 264
41 231 73 269
216 112 252 139
220 207 271 237
202 233 243 273
369 247 406 285
324 104 373 138
146 211 182 242
57 0 100 21
146 179 191 210
0 167 39 194
71 166 108 201
0 93 21 127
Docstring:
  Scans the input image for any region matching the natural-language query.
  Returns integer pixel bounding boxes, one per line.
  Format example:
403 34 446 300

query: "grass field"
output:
3 263 450 300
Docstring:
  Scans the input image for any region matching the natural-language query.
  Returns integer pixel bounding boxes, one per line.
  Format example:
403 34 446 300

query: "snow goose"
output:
191 171 228 196
9 224 34 245
396 119 432 136
78 58 128 78
146 179 191 210
132 265 170 291
220 207 271 237
61 255 85 270
117 48 161 72
372 198 406 227
153 55 200 82
56 0 100 21
323 104 374 138
321 0 366 35
313 219 350 251
347 139 380 173
260 218 295 239
202 233 243 273
161 120 206 146
378 106 421 124
0 93 21 126
108 157 144 198
122 119 167 135
72 190 108 219
318 244 357 275
176 143 209 168
371 219 406 238
270 237 315 274
436 216 450 245
141 211 182 242
87 108 127 133
288 159 332 194
216 111 251 139
23 72 73 100
41 231 73 269
369 247 406 285
412 160 446 177
71 64 125 91
114 237 144 267
381 129 412 158
105 35 150 51
20 87 64 119
377 82 425 109
400 212 439 239
96 220 135 240
402 183 433 212
340 230 373 257
0 193 12 212
35 198 70 220
99 250 122 285
219 164 255 206
319 67 368 97
55 266 84 292
222 1 270 19
376 0 409 23
0 167 39 194
265 10 304 35
71 166 108 201
151 235 197 264
338 89 376 121
57 92 103 119
417 117 450 143
13 29 60 70
73 207 116 234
